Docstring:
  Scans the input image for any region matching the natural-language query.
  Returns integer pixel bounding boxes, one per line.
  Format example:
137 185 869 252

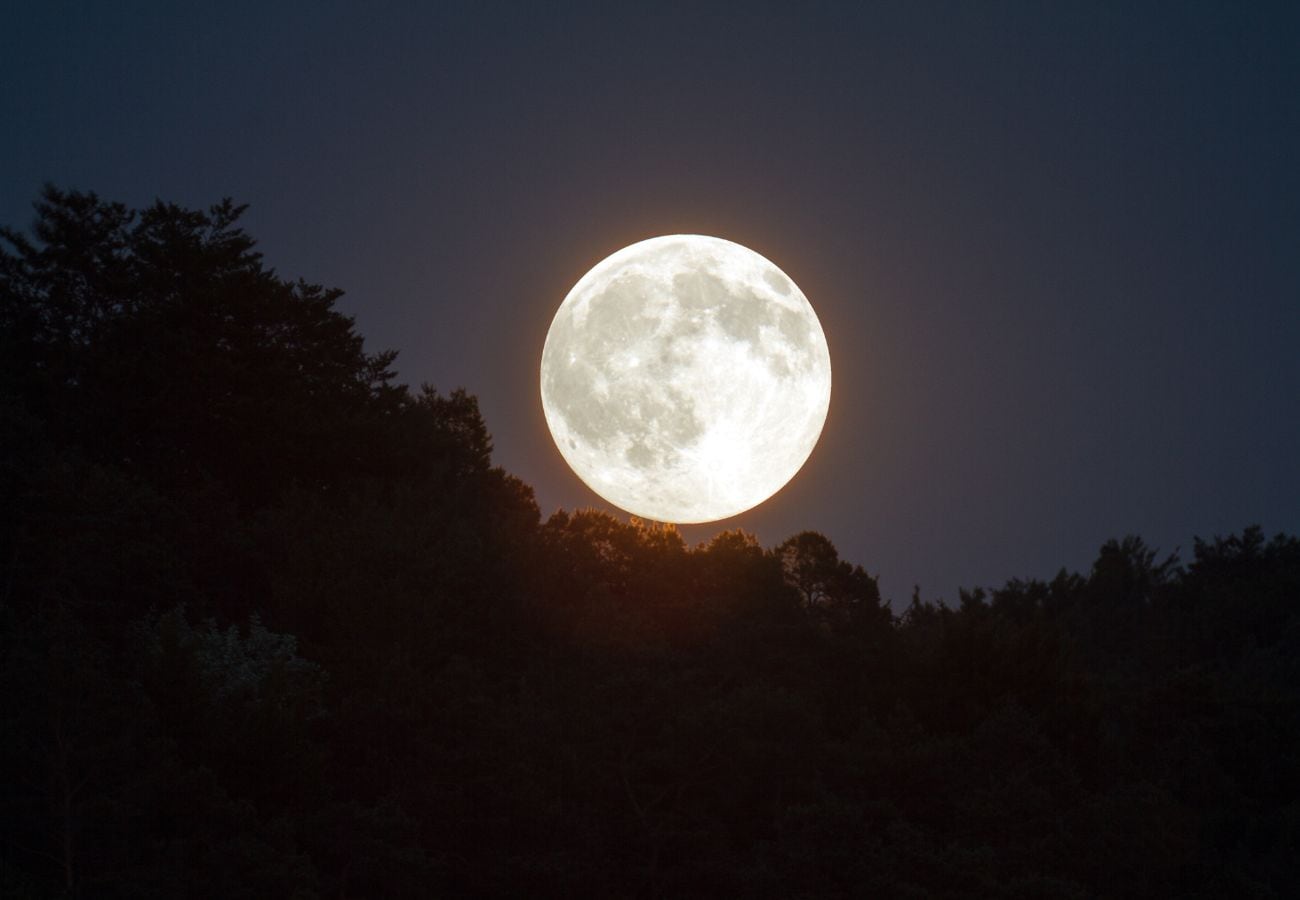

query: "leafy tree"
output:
775 530 888 636
4 187 1299 897
0 186 403 512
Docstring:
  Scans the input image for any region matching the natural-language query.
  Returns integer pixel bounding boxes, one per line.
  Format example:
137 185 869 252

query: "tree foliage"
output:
2 189 1297 897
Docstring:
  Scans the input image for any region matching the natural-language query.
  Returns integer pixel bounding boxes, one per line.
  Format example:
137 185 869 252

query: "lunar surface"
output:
540 235 831 524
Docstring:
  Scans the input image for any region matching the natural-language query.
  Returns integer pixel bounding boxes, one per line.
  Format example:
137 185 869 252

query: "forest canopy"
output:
2 188 1297 898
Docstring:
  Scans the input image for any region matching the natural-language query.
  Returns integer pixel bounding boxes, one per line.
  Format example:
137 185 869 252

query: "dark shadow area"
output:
3 189 1297 898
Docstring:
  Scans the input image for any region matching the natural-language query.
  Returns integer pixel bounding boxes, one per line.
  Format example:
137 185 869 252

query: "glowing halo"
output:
540 235 831 524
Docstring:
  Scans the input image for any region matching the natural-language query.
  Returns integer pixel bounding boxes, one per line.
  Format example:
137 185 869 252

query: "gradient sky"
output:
4 1 1298 605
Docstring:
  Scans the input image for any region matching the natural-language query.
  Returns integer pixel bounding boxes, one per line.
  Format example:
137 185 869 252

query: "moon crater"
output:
541 235 831 524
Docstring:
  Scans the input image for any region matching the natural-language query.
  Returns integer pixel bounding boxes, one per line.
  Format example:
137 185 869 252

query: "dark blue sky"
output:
4 2 1297 604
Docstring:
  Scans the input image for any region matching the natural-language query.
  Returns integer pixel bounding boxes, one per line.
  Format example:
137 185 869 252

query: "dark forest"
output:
2 189 1297 898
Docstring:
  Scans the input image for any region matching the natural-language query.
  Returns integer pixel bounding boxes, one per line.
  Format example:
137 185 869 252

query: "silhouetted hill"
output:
3 189 1297 897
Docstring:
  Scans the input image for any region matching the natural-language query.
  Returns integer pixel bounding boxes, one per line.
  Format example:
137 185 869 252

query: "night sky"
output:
4 2 1297 605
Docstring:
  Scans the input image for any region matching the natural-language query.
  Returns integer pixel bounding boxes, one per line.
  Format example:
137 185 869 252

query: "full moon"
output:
540 235 831 524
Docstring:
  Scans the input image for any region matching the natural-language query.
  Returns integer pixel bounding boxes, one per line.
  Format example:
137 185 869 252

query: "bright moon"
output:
540 235 831 524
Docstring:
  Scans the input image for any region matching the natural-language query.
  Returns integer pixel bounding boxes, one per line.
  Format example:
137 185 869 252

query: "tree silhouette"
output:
1 186 404 510
2 188 1298 897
